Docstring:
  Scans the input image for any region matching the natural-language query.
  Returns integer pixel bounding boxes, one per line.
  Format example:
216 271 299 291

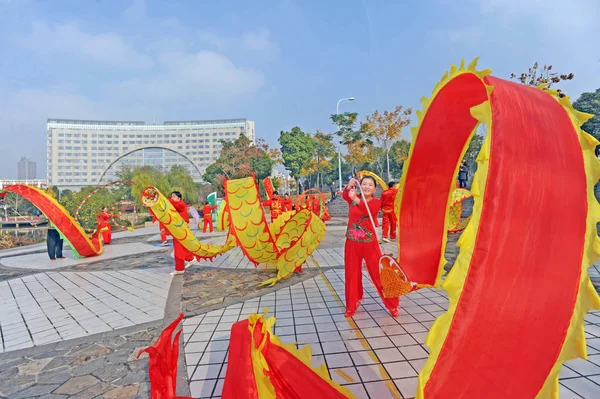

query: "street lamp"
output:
336 97 355 192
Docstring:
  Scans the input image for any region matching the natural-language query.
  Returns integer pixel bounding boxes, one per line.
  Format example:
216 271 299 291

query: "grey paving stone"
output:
71 357 107 377
92 363 129 384
68 381 113 399
11 383 61 399
36 366 73 385
54 375 100 395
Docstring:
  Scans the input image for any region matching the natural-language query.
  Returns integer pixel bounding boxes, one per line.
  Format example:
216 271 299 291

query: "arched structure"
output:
98 146 203 184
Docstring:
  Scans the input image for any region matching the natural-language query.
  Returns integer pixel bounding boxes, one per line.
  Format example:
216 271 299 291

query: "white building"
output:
0 179 47 190
46 118 256 190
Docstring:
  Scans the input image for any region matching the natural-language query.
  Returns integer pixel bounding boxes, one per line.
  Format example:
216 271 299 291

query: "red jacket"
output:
262 198 285 219
380 188 398 213
343 187 380 243
283 198 293 212
202 205 217 220
169 199 189 223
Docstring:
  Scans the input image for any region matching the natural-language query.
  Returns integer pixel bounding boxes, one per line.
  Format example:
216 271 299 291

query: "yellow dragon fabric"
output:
142 176 326 285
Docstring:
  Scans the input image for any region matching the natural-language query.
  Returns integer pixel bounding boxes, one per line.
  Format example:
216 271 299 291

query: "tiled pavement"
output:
196 246 345 270
0 268 172 353
182 269 600 399
0 242 166 269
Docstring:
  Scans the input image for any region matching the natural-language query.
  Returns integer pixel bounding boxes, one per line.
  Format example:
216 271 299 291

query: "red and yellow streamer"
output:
0 185 103 257
394 58 600 398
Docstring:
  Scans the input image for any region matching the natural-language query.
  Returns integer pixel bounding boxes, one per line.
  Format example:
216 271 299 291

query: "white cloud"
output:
241 27 278 59
23 21 153 69
197 27 278 60
197 29 230 52
115 50 264 104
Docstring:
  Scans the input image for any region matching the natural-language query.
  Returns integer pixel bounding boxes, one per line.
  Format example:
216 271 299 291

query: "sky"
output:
0 0 599 179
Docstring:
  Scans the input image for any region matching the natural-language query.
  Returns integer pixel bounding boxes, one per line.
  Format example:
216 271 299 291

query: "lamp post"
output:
336 97 355 192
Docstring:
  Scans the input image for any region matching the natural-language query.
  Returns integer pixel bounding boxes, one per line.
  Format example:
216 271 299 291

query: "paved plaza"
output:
0 220 599 398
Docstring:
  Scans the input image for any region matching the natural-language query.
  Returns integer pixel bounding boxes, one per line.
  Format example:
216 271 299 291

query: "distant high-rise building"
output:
17 157 36 180
46 118 256 190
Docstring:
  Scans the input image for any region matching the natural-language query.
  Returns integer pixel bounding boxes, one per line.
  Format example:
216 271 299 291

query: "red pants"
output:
159 223 167 242
173 238 194 271
381 212 397 239
344 240 399 313
203 217 214 233
102 229 112 244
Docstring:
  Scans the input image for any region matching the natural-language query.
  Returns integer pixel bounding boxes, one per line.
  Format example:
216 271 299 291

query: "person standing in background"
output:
47 222 64 260
202 201 218 233
96 207 115 244
380 181 399 243
261 191 285 223
282 193 293 212
458 160 469 188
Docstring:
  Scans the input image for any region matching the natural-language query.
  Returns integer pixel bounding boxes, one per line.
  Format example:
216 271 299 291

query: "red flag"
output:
222 313 356 399
138 313 192 399
262 177 274 200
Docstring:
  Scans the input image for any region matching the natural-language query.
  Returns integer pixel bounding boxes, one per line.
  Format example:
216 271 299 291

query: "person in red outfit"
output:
261 191 285 223
169 191 196 275
96 207 115 244
311 195 321 217
282 193 293 212
151 214 168 245
202 201 218 233
343 176 399 318
380 181 399 242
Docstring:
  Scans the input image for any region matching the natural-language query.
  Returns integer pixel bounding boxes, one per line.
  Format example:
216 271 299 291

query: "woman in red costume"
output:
261 191 285 223
96 207 115 244
282 193 293 212
168 191 197 275
343 176 399 318
202 201 218 233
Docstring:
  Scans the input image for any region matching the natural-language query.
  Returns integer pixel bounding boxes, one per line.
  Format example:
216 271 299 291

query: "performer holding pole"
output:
168 191 197 275
342 176 399 318
96 207 115 244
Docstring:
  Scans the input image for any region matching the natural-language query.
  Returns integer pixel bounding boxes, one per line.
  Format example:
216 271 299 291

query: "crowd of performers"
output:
69 177 403 318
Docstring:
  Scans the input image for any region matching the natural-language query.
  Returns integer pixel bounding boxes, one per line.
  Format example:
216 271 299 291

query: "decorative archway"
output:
97 146 203 184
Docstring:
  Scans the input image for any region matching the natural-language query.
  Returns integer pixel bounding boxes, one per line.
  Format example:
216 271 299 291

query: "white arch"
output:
97 146 203 184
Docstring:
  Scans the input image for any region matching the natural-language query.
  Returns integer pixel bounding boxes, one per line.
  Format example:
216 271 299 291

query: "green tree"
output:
330 112 364 145
362 105 413 180
464 134 484 166
168 165 198 204
203 135 275 194
573 88 600 141
61 186 117 230
389 139 411 178
312 131 336 189
279 127 314 184
130 166 172 208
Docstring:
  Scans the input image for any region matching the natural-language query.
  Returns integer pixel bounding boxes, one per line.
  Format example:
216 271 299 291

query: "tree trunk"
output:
386 148 391 181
